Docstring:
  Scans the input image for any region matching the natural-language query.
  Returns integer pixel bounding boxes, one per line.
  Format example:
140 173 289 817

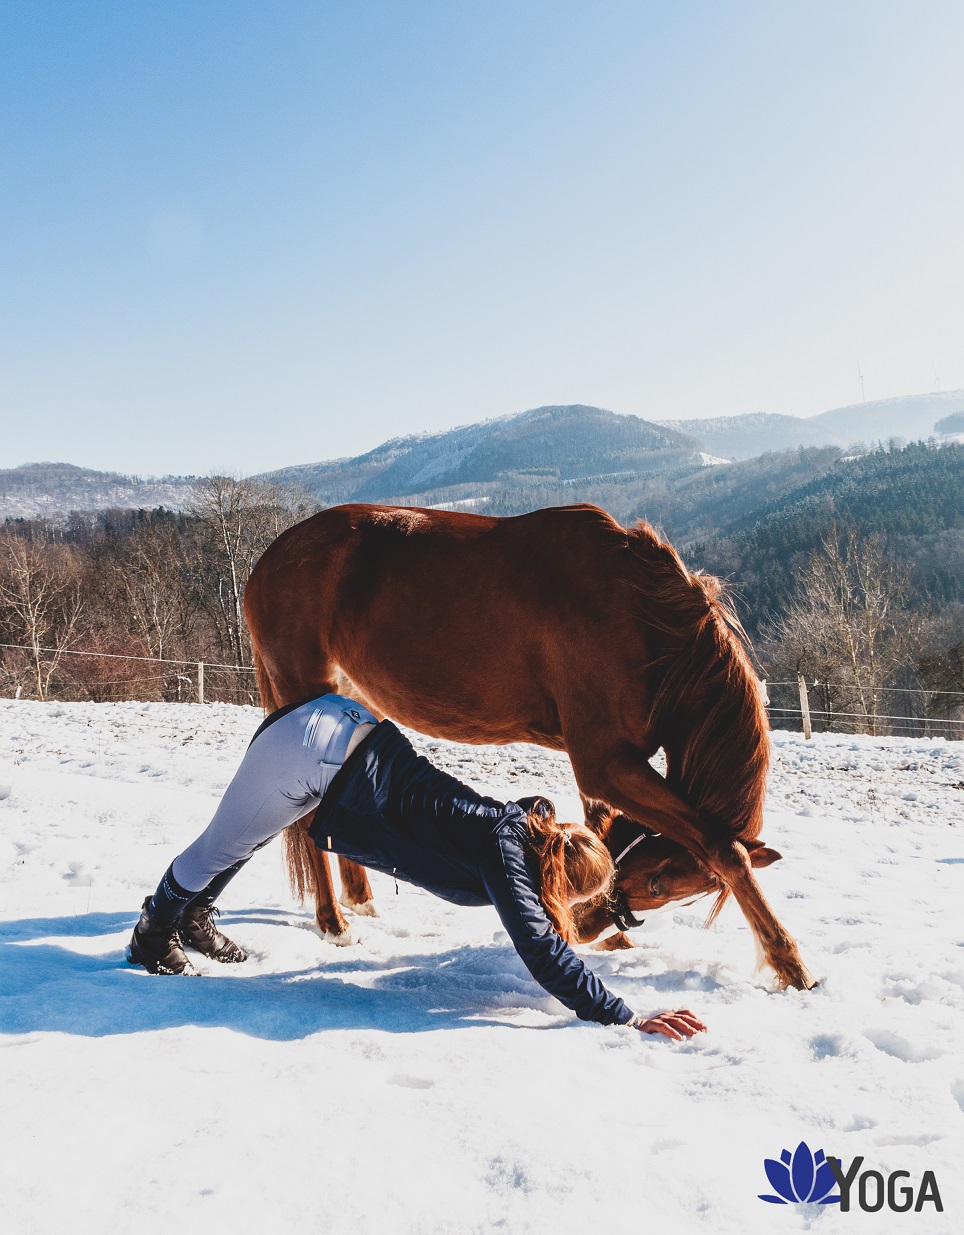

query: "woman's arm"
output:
479 819 636 1025
480 820 706 1039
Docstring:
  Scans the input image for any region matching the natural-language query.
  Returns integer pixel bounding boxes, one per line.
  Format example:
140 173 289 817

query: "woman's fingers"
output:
671 1008 708 1033
641 1017 684 1041
637 1008 707 1040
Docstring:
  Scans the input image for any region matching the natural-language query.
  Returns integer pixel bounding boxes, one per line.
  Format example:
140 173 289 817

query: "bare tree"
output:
62 518 202 701
762 528 923 735
189 477 316 697
917 604 964 738
0 537 84 700
100 521 198 660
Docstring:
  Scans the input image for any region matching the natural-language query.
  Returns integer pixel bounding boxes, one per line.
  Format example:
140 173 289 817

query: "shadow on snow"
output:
0 908 604 1040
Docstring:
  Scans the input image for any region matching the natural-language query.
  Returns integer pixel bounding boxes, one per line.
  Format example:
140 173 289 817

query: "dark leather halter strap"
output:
610 885 646 933
609 820 660 932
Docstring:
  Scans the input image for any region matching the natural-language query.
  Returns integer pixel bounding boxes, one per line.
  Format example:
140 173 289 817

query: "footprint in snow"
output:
864 1028 944 1063
62 861 93 886
387 1073 435 1089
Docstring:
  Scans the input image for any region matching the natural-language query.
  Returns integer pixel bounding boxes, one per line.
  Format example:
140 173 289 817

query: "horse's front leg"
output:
574 748 816 991
337 856 378 917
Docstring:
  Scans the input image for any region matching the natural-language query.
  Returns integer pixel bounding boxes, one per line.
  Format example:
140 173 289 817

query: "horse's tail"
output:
252 646 316 905
283 812 318 905
253 646 279 714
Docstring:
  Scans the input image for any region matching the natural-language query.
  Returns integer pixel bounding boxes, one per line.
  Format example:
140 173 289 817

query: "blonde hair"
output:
524 798 615 943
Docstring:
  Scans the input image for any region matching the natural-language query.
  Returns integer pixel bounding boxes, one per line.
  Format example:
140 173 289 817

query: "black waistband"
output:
248 692 332 747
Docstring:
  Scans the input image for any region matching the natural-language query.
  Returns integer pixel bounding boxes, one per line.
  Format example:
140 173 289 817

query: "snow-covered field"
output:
1 700 962 1234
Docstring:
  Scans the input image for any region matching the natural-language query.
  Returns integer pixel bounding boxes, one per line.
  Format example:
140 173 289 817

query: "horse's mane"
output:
622 520 770 857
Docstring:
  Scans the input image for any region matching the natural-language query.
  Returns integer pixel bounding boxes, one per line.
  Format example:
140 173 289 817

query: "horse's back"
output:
287 500 619 549
245 502 630 741
250 501 624 601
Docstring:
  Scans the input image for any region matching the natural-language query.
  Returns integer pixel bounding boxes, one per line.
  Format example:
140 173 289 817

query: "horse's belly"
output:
337 657 564 750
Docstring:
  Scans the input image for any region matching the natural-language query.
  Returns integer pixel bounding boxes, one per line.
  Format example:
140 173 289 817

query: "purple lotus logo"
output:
759 1142 840 1205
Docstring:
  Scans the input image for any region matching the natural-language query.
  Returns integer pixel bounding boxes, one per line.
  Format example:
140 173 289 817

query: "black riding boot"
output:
127 897 198 975
178 902 247 964
175 857 249 963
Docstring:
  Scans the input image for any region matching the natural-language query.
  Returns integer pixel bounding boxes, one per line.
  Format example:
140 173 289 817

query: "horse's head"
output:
573 815 781 943
614 827 781 911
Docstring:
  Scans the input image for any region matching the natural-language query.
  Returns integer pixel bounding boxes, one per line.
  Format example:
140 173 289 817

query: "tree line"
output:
754 527 964 739
1 464 962 737
0 477 314 704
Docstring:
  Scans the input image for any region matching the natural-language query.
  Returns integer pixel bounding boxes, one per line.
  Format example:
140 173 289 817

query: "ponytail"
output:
523 798 615 943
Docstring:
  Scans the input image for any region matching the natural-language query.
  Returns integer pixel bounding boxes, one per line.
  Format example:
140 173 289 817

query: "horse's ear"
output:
580 799 618 837
594 810 622 839
746 842 782 868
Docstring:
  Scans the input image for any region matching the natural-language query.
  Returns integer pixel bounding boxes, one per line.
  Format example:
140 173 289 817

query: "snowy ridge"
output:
1 700 962 1232
660 390 964 461
0 462 199 519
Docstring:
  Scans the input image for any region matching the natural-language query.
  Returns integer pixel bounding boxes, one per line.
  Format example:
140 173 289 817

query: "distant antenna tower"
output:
934 365 941 392
856 363 866 402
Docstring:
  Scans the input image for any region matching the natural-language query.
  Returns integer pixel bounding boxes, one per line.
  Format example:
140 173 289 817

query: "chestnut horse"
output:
244 502 814 990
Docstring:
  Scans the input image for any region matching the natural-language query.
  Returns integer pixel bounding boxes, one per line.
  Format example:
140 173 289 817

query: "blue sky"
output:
1 1 962 475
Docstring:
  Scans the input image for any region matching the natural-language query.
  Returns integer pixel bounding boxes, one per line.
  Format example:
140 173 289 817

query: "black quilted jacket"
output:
308 719 633 1026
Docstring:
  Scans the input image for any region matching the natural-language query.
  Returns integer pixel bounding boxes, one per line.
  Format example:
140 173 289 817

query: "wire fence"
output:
765 680 964 698
0 642 255 672
0 641 256 704
763 676 964 740
1 643 963 738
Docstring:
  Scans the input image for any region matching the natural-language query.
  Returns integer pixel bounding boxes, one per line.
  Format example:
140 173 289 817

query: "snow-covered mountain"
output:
659 390 964 460
259 404 700 506
656 412 833 460
6 391 963 520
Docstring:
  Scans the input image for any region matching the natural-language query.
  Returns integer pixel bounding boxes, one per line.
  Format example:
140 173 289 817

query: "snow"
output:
1 701 962 1234
427 496 491 510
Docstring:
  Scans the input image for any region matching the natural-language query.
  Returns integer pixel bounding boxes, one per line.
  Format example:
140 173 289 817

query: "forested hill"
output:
7 392 962 523
687 441 964 631
0 462 197 519
264 404 699 504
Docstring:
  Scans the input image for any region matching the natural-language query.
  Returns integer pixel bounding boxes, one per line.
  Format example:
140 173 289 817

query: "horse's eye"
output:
650 875 661 898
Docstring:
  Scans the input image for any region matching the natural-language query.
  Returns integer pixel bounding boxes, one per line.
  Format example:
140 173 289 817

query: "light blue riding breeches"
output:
171 694 378 893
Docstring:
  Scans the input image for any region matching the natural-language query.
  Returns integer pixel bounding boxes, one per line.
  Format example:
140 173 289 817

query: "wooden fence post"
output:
797 674 812 740
197 661 205 705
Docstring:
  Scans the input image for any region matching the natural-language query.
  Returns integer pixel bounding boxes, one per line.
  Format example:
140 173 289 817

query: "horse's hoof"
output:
348 899 379 918
790 964 818 991
304 918 358 945
775 966 818 991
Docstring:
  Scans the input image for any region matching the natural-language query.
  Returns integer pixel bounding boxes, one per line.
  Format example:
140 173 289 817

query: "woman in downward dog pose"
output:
128 693 706 1042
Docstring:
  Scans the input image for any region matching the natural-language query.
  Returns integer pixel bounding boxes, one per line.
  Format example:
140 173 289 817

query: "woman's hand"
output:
634 1009 707 1041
